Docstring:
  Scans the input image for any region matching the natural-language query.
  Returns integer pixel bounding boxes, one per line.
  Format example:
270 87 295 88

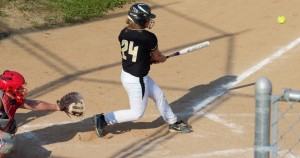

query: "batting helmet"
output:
128 3 156 27
0 70 27 103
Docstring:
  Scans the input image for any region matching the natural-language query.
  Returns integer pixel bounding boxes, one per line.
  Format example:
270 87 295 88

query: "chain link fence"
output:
254 77 300 158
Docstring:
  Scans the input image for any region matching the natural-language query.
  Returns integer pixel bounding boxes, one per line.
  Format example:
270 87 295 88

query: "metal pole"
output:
271 96 279 158
255 77 272 158
280 88 300 102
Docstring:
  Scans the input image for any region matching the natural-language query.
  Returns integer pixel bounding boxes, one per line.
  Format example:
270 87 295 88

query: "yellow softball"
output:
277 16 286 24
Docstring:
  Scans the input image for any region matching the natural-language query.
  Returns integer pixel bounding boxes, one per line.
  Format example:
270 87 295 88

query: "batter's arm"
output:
151 47 166 64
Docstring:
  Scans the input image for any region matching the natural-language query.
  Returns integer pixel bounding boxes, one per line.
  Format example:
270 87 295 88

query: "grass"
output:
0 0 136 26
50 0 131 23
0 0 8 17
45 0 135 23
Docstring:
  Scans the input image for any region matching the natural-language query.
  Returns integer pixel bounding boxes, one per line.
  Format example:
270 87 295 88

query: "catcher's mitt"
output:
57 92 85 117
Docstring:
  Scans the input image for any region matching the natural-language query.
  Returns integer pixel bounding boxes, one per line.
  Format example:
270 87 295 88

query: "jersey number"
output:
121 40 139 62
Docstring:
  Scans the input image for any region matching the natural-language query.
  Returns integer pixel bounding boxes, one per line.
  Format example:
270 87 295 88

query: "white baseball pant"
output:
104 69 178 125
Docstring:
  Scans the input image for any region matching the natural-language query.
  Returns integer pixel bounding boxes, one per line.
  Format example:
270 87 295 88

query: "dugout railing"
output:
255 77 300 158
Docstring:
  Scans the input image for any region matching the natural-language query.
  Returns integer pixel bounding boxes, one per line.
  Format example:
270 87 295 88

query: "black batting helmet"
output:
128 3 156 27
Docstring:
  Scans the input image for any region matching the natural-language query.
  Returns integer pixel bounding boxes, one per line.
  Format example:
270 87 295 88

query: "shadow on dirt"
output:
105 75 237 134
8 116 94 158
9 75 237 158
0 1 179 41
107 75 238 158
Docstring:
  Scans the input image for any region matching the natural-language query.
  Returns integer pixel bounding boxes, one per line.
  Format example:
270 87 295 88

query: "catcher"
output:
0 70 85 157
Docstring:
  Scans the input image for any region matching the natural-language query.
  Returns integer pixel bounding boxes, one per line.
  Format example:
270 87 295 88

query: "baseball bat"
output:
166 41 210 59
227 82 255 91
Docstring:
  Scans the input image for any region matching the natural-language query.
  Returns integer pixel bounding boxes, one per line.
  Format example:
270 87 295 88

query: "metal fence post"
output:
255 76 272 158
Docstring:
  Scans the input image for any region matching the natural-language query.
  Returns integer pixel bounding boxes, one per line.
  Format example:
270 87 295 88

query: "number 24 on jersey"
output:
121 40 139 62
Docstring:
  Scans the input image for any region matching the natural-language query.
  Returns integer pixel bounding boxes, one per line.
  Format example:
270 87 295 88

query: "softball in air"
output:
277 16 286 24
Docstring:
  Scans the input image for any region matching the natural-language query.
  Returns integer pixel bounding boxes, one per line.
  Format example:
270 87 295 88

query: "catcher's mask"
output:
128 3 156 29
0 70 27 103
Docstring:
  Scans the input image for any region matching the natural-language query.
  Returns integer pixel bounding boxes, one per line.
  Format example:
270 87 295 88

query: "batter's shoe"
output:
93 113 107 137
169 120 193 133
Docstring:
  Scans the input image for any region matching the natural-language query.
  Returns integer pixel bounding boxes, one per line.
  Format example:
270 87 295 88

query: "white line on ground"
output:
190 37 300 133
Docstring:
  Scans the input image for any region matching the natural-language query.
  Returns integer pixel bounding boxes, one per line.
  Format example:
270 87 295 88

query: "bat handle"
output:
166 52 180 59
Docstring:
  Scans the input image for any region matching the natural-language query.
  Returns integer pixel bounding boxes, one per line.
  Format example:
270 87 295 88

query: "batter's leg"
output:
104 70 149 125
147 76 177 124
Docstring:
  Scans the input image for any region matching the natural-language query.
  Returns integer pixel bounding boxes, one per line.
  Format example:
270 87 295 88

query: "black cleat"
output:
93 113 107 137
169 120 193 133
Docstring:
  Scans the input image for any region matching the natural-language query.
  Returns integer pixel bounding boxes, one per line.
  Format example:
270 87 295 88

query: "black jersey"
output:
118 28 158 77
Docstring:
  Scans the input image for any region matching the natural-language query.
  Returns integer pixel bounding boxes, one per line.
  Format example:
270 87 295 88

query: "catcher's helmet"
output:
128 3 156 27
0 70 27 103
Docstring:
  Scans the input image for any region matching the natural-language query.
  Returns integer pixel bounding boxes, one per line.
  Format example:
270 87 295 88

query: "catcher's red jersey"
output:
0 92 21 133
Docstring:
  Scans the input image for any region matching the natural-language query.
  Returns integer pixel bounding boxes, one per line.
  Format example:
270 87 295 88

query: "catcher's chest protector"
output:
0 92 21 130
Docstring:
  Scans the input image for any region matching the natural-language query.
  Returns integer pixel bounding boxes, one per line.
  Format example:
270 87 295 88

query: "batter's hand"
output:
150 60 160 64
151 48 166 64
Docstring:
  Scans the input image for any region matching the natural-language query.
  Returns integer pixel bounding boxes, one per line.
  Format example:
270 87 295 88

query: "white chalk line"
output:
20 120 79 129
17 120 83 141
235 37 300 84
189 37 300 134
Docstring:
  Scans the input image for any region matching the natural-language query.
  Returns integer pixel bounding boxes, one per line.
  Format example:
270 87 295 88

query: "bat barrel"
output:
166 41 210 59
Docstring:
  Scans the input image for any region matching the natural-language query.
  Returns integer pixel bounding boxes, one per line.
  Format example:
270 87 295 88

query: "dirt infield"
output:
1 0 300 157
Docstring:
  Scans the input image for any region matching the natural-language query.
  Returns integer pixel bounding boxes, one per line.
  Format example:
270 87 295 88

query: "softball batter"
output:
94 3 192 137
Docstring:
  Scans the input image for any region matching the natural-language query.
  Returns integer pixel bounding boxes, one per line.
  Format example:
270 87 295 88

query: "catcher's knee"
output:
0 133 15 157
